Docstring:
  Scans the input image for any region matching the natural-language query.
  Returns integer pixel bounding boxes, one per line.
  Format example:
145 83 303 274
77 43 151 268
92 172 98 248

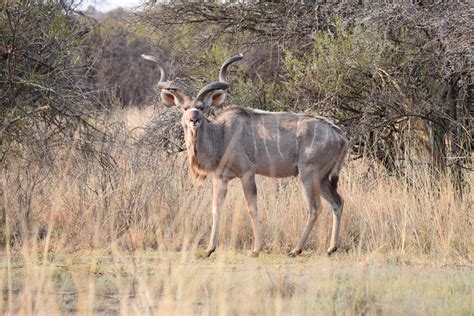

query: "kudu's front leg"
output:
241 174 262 257
206 177 228 257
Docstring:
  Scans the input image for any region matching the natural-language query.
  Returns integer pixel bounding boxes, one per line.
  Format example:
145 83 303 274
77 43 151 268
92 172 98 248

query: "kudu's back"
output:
214 107 348 179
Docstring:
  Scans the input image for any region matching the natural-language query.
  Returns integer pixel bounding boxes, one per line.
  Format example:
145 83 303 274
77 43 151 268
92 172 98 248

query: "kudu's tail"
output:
329 139 348 190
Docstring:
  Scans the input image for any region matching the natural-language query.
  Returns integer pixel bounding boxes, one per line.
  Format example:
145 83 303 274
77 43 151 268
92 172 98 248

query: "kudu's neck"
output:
185 119 223 180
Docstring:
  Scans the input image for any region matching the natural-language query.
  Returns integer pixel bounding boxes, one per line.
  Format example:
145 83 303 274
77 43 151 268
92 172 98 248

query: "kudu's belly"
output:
254 157 298 178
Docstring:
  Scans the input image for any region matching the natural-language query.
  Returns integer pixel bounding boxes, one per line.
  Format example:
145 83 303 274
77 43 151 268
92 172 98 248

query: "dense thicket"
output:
137 1 472 191
1 2 100 162
1 1 471 187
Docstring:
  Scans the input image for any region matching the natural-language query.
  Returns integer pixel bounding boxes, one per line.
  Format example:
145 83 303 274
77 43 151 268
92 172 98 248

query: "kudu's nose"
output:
190 118 199 125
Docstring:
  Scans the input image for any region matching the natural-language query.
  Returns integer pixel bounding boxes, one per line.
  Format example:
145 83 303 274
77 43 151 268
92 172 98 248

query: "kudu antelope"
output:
142 54 348 257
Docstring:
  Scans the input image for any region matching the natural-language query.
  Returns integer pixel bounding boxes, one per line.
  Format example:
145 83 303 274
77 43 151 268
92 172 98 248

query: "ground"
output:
1 250 472 315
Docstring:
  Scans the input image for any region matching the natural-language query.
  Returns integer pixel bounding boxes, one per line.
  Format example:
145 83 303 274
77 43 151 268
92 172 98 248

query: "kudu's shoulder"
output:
216 106 304 120
216 105 255 118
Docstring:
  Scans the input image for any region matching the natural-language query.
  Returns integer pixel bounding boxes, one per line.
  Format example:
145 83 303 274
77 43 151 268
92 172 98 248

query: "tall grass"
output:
2 107 471 260
0 107 472 313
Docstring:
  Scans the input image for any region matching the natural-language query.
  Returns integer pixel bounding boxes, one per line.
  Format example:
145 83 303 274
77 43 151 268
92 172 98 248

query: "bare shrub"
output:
139 107 185 155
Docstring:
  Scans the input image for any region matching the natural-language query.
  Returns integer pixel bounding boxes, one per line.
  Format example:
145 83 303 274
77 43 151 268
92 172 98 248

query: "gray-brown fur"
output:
142 54 348 257
186 107 347 181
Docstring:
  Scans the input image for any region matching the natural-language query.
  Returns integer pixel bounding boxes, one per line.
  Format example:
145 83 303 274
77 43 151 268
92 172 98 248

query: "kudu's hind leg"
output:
321 178 344 255
289 171 322 257
206 177 228 257
241 174 262 257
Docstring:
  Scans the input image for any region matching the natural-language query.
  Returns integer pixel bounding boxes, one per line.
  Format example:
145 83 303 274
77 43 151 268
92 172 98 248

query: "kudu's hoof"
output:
327 246 338 256
288 249 302 258
205 249 215 257
196 249 215 258
249 251 260 258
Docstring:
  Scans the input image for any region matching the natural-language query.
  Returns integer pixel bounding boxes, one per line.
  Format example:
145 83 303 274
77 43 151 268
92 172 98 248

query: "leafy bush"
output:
0 1 99 162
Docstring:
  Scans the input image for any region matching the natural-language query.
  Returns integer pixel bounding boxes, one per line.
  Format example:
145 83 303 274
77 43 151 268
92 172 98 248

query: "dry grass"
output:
0 251 472 315
0 106 472 314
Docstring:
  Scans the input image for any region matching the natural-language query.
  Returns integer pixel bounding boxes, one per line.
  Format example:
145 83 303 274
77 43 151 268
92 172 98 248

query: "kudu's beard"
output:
184 125 209 182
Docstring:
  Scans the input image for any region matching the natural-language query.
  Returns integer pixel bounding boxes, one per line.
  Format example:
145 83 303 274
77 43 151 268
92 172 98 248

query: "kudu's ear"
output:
161 90 180 108
210 90 227 108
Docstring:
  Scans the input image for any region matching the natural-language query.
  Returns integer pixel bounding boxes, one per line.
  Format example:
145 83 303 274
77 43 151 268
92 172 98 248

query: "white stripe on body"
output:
295 114 302 148
251 120 258 158
276 115 284 159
